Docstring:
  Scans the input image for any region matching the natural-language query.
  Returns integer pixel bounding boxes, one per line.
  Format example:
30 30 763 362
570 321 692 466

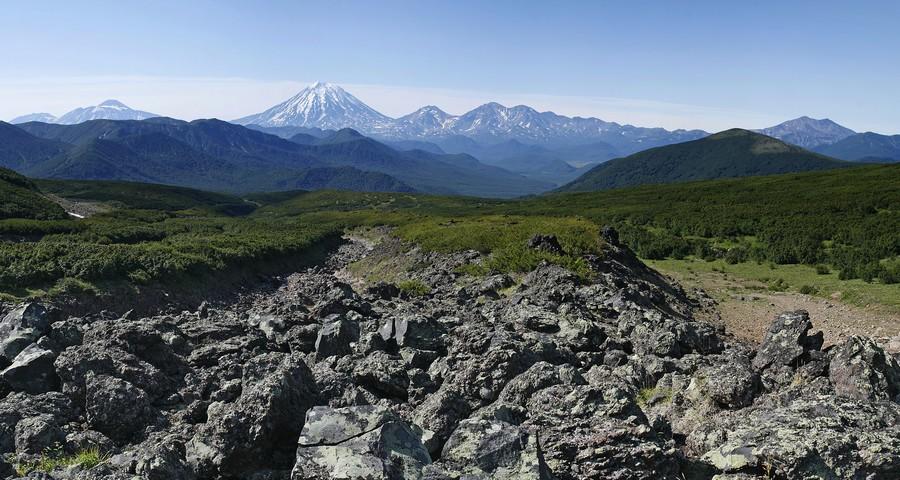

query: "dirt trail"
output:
658 267 900 353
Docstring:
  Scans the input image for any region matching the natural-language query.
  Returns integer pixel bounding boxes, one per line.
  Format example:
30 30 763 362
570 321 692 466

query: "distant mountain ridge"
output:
558 129 851 192
11 100 159 125
757 116 856 149
2 119 547 197
234 82 709 153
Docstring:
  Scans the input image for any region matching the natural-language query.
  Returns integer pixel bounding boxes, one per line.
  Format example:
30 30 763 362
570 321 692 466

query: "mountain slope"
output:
234 82 391 129
558 129 851 192
813 132 900 162
10 113 57 124
758 116 855 149
0 121 70 171
0 166 67 220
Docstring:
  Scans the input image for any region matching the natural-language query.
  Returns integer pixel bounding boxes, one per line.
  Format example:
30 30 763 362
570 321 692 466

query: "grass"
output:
648 257 900 310
397 279 431 297
14 446 108 476
635 386 674 408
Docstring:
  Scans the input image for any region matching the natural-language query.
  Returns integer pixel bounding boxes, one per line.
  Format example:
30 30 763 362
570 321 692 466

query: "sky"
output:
1 0 898 133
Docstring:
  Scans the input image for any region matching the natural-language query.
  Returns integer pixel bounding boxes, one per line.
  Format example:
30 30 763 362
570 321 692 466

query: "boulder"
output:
0 303 50 363
1 344 59 394
314 314 360 361
187 352 319 477
752 310 822 371
291 405 431 480
412 388 472 456
829 335 900 401
526 234 564 255
85 374 155 443
366 281 401 300
14 415 65 455
437 418 551 480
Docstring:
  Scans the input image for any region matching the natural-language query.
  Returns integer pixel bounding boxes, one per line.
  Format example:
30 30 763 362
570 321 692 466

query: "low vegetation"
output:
14 446 108 476
0 164 896 308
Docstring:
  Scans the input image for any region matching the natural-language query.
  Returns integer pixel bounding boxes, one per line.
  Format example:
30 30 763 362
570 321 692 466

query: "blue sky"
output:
2 0 898 132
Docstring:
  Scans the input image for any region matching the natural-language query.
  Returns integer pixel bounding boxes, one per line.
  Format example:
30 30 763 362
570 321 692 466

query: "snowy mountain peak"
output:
234 81 391 129
98 99 129 108
758 116 856 149
13 101 158 125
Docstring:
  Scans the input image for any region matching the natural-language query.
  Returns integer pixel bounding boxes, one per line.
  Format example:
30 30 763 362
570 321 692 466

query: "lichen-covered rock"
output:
314 314 359 361
187 352 319 477
435 418 551 480
85 374 156 443
291 405 431 480
752 310 822 371
14 414 65 455
1 344 59 394
0 303 50 362
829 335 900 401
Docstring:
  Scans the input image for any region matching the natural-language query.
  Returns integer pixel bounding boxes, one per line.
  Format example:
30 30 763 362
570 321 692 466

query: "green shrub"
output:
815 264 830 275
799 285 818 295
15 445 108 476
768 278 789 292
397 279 431 297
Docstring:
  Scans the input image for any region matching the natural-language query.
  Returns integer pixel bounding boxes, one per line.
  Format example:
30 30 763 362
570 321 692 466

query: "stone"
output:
0 303 50 363
1 344 59 394
829 335 900 401
438 418 551 479
291 405 431 480
314 314 359 361
752 310 822 371
15 415 65 455
187 352 319 477
85 374 155 443
526 234 564 255
378 315 445 351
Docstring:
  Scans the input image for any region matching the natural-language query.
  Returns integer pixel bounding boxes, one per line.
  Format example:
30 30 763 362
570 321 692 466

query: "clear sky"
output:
2 0 898 133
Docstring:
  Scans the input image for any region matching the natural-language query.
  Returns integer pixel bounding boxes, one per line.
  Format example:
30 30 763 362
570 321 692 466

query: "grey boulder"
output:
291 405 431 480
829 335 900 401
1 344 59 394
0 303 50 362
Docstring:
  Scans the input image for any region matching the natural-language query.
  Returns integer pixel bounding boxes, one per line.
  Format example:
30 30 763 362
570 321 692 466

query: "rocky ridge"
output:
0 229 898 479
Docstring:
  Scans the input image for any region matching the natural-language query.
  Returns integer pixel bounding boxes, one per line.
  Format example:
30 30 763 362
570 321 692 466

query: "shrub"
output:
15 446 108 476
397 279 431 297
799 285 818 295
815 264 830 275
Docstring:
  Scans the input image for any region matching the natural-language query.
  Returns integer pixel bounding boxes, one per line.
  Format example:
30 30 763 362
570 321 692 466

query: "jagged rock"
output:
752 310 822 371
0 303 50 363
187 352 319 477
0 392 77 454
498 361 583 406
412 387 472 456
526 234 564 255
436 418 551 479
65 430 115 453
689 389 900 478
85 374 155 443
1 344 59 394
134 435 195 480
829 335 900 401
601 225 620 246
15 414 64 455
699 358 759 409
315 314 360 361
352 351 410 400
367 281 400 299
378 315 445 351
291 405 431 480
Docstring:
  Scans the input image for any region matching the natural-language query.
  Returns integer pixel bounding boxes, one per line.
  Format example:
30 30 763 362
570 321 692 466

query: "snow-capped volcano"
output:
54 100 159 125
234 82 392 129
758 116 856 149
236 82 708 151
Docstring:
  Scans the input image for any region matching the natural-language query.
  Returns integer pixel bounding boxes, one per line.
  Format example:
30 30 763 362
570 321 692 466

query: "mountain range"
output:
0 118 548 197
11 100 159 125
558 129 851 192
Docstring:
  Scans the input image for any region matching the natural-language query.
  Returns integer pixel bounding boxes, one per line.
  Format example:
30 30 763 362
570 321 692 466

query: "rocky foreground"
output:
0 229 899 479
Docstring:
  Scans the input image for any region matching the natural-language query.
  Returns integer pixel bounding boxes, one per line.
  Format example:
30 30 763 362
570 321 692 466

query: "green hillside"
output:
0 167 67 220
559 128 850 192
